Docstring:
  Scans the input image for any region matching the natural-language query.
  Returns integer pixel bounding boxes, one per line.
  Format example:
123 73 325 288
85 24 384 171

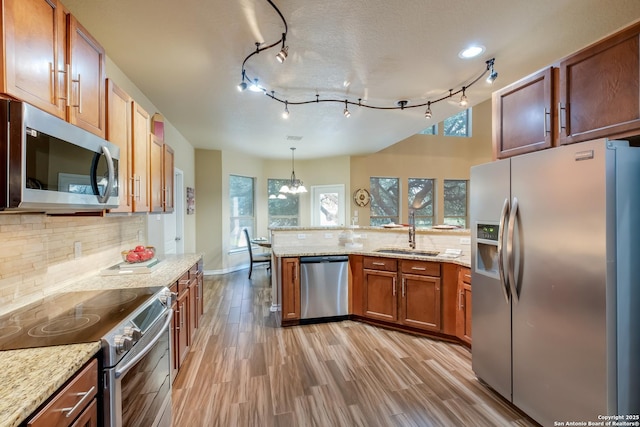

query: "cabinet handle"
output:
372 262 386 266
175 307 180 331
459 290 464 310
558 102 567 135
392 277 396 296
61 386 95 419
49 62 55 104
402 277 406 297
135 176 141 200
71 73 82 113
544 107 550 136
411 266 426 271
65 64 72 107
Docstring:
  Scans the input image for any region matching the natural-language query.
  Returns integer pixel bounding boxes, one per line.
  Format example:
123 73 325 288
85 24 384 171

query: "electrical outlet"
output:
297 233 306 239
324 233 333 239
137 230 144 242
460 237 471 244
74 241 82 259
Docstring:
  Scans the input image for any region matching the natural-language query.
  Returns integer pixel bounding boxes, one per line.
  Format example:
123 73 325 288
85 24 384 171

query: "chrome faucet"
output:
408 209 416 249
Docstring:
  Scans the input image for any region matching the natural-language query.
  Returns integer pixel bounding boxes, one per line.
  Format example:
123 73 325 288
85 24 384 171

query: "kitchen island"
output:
0 253 202 427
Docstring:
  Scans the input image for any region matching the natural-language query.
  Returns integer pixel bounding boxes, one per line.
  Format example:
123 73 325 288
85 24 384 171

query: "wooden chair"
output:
243 228 271 279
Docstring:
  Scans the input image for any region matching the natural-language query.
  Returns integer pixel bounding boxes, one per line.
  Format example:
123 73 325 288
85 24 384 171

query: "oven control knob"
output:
124 326 142 340
115 335 133 354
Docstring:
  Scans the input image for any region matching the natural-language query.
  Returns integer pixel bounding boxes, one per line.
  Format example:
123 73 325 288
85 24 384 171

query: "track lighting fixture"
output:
238 1 498 119
343 100 351 118
276 33 288 63
425 102 432 119
282 101 289 118
486 58 498 83
459 87 468 107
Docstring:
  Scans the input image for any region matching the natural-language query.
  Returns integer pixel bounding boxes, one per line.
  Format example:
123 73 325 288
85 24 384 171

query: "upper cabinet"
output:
558 22 640 145
493 67 556 159
150 114 174 213
106 79 133 213
2 0 67 118
0 0 106 138
66 13 106 138
494 21 640 159
132 102 150 212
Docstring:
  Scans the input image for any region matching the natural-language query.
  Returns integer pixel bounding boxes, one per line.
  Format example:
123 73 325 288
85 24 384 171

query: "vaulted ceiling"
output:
62 0 640 159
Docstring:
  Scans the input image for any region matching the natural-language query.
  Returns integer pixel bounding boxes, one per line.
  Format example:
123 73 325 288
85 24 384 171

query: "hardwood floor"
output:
171 268 537 427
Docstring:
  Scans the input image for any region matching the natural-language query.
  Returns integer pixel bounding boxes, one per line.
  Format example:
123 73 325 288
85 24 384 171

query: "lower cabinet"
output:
456 266 472 345
171 260 204 382
281 257 300 321
26 358 98 427
362 257 441 333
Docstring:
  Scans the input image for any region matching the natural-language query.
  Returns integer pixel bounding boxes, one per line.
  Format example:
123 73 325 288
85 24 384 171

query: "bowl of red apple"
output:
122 245 155 263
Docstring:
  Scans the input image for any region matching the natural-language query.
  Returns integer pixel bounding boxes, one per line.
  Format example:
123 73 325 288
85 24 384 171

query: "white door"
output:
311 184 345 226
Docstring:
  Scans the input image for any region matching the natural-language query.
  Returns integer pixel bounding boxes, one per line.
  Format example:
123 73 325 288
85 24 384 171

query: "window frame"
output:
443 179 468 228
369 177 400 226
443 108 472 137
408 177 436 228
229 174 255 251
267 178 300 227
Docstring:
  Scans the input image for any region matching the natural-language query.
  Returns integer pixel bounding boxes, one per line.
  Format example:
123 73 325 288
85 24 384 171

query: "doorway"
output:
311 184 345 226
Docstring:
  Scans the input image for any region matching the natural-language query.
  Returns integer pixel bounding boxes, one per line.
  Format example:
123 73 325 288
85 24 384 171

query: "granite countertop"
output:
271 245 471 268
0 253 202 427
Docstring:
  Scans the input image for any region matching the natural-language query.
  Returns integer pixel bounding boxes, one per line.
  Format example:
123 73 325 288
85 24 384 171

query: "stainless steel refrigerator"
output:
470 139 640 426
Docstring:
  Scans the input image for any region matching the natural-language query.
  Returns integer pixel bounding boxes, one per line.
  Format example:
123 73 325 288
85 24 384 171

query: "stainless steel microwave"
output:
0 100 119 213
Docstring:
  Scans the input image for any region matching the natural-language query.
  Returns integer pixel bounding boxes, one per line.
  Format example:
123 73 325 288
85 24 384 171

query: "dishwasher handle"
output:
299 255 349 263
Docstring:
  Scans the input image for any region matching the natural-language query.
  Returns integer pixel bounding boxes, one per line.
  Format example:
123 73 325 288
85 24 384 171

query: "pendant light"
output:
279 147 307 194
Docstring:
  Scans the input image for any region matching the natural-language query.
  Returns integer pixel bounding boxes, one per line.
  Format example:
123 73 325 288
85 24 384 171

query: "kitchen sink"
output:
374 248 440 257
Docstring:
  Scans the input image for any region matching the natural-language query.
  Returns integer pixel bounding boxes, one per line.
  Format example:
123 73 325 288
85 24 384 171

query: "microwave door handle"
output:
92 146 115 204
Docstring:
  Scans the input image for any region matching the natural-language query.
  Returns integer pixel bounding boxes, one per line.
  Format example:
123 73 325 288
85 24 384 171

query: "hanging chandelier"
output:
237 0 498 118
279 147 307 194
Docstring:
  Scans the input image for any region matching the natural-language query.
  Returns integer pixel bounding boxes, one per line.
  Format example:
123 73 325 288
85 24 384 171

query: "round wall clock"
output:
353 188 370 207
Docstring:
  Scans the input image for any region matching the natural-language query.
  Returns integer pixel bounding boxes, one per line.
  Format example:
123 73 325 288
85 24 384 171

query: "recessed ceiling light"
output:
459 45 485 59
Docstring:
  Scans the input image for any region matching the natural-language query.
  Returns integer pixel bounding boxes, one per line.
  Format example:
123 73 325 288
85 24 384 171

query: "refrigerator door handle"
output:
507 196 519 303
497 198 510 304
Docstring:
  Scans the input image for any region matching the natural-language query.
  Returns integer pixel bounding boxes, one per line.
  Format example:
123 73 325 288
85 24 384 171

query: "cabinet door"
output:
106 79 132 213
149 135 164 213
456 267 472 345
66 14 106 138
163 144 175 212
559 22 640 145
3 0 66 118
281 258 300 320
400 273 441 331
176 290 190 368
69 398 97 427
131 102 150 212
363 269 398 322
493 67 555 159
196 271 204 320
170 299 179 381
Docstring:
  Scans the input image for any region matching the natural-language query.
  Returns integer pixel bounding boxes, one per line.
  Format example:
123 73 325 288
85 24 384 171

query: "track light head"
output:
459 87 468 107
486 58 498 84
343 100 351 118
425 102 432 119
249 78 263 92
276 45 289 63
237 81 247 91
282 101 289 118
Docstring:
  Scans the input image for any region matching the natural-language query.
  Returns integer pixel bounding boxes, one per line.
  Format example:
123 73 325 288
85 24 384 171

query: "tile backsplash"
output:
0 214 144 314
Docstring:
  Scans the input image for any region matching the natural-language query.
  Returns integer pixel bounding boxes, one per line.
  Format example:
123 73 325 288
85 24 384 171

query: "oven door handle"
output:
115 309 172 379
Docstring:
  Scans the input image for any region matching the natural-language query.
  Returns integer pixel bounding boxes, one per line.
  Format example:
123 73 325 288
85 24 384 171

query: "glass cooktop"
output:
0 287 164 351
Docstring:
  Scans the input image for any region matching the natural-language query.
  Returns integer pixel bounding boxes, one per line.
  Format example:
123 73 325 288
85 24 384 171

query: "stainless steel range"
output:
0 286 174 427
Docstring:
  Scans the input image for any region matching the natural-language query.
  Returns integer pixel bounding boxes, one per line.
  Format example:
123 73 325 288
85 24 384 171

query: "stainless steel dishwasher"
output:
299 255 349 320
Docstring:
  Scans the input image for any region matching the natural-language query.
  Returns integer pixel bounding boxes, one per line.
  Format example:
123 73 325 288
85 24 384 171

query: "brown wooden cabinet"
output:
455 266 472 345
399 260 441 332
1 0 67 119
149 135 164 213
163 143 175 212
0 1 106 137
131 102 150 212
65 13 106 138
281 257 300 320
363 256 398 322
26 358 98 427
174 278 190 369
106 79 133 213
493 67 556 159
559 22 640 145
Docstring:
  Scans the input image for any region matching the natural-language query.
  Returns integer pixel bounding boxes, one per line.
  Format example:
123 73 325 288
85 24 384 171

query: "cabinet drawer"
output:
363 256 397 272
188 263 198 280
458 267 471 285
401 260 440 276
27 359 98 427
177 271 190 294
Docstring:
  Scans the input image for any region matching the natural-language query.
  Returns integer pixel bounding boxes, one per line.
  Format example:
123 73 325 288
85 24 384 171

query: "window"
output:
444 179 468 227
369 177 399 226
418 124 437 135
229 175 255 250
408 178 435 227
443 109 471 137
268 179 299 227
